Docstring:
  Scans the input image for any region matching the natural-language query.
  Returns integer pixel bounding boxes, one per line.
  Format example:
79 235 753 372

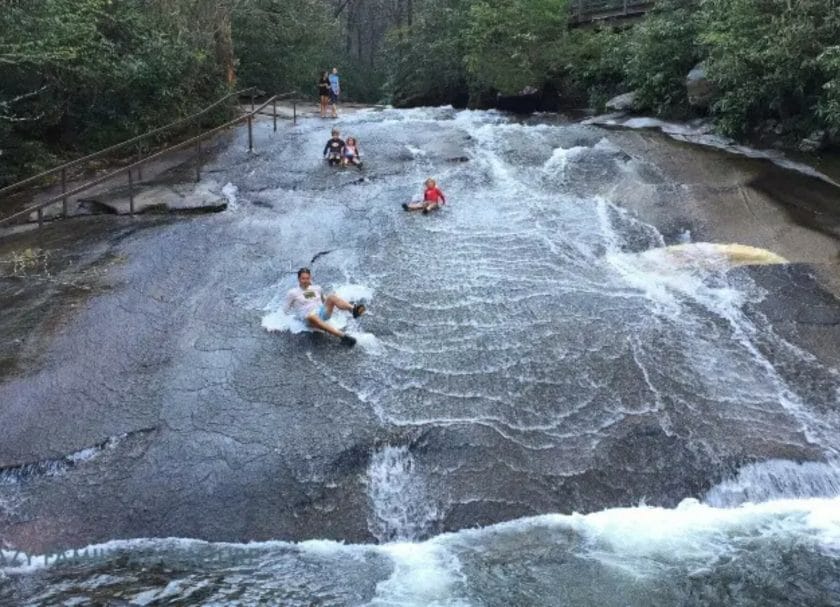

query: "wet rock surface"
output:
1 107 839 554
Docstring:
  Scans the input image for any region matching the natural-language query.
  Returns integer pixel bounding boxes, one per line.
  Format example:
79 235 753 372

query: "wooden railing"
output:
0 89 300 229
569 0 654 25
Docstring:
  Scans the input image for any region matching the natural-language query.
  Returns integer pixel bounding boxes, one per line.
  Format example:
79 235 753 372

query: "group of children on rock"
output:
286 90 450 348
322 127 447 215
323 128 363 169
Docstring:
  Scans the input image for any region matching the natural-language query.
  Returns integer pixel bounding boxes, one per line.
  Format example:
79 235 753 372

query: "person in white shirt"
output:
342 137 362 168
284 267 365 346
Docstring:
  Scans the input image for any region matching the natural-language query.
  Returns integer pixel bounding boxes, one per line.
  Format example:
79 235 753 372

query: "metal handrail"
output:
0 91 301 227
0 86 256 199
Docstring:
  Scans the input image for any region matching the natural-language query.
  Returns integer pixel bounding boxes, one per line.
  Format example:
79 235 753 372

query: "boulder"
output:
605 92 638 112
686 64 716 108
798 130 828 153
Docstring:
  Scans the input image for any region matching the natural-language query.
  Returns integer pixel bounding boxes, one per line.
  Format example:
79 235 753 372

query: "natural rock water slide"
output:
1 107 839 605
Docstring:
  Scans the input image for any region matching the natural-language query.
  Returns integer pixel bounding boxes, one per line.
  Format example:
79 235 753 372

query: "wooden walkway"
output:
569 0 654 25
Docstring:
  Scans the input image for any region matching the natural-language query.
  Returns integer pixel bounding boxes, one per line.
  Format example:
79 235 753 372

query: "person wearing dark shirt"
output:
323 128 345 166
318 71 330 118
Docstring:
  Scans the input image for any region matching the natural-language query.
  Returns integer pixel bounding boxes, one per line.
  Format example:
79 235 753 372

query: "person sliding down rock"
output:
284 267 365 347
342 137 363 168
323 128 345 167
403 178 446 214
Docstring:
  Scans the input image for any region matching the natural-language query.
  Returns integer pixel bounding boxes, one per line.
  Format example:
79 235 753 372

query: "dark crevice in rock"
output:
0 427 158 484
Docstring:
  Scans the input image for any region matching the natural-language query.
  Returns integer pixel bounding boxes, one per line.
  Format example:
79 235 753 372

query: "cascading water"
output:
704 459 840 508
366 446 438 542
2 106 840 605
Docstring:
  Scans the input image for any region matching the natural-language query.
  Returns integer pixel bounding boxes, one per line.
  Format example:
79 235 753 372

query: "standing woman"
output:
318 71 330 118
328 67 340 118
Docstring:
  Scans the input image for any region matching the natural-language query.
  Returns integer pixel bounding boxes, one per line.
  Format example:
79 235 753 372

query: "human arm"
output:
284 289 296 314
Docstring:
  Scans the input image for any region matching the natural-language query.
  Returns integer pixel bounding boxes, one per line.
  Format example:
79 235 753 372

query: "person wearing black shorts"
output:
318 71 330 118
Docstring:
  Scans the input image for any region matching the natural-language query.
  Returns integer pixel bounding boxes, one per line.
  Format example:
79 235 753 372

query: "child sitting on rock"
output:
343 137 363 168
323 128 345 166
402 178 446 214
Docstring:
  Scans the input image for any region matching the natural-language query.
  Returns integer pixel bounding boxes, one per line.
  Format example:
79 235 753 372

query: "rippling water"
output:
2 107 840 605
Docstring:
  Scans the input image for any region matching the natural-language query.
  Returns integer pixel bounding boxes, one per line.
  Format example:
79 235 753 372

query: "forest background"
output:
1 0 839 187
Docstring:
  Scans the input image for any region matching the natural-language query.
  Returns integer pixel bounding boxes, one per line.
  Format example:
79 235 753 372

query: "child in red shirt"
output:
403 178 446 214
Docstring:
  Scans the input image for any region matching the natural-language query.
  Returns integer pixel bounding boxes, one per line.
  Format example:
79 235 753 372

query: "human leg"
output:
304 299 364 343
305 309 344 337
323 293 355 316
323 294 366 318
330 92 339 117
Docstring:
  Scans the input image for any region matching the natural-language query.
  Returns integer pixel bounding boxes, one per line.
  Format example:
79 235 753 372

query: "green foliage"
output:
5 0 840 190
0 0 231 186
336 60 388 103
0 0 109 180
699 0 840 137
562 27 629 110
465 0 569 96
383 0 472 106
817 45 840 132
233 0 338 97
625 0 700 116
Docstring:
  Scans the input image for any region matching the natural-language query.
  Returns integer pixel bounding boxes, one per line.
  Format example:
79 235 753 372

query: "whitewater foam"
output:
366 446 439 543
704 459 840 507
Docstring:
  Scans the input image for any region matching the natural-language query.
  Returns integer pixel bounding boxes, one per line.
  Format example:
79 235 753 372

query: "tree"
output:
700 0 840 136
0 0 232 185
232 0 338 95
625 0 701 116
464 0 569 96
383 0 472 106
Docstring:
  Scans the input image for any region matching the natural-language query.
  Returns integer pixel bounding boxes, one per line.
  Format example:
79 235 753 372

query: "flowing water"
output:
1 107 840 605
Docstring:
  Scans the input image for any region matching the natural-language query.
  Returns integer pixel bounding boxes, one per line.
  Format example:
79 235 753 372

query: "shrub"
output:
700 0 840 137
625 0 701 116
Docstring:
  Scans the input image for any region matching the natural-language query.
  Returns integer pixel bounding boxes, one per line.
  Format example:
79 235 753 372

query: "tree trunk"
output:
214 5 236 86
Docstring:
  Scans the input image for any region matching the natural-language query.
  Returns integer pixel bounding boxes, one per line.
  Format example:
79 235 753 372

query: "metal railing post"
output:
128 168 135 216
0 86 253 203
1 88 296 229
293 101 297 125
195 138 202 182
251 93 255 112
273 99 277 132
248 114 254 152
61 168 68 218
